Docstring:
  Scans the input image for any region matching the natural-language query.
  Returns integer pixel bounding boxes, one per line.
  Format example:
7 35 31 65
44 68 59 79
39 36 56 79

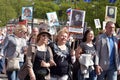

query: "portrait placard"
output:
94 19 101 28
46 12 59 27
69 9 85 34
105 6 117 23
102 21 106 30
21 7 33 21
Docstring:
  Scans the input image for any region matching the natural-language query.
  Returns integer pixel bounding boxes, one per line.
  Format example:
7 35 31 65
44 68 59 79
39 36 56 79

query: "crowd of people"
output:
0 21 120 80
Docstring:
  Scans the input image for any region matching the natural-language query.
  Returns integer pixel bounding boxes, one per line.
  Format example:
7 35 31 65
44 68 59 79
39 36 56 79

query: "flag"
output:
109 0 116 3
66 8 72 13
84 0 91 2
66 8 72 15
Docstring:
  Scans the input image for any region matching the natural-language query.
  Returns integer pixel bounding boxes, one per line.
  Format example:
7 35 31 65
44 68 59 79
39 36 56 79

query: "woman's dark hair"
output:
82 29 93 42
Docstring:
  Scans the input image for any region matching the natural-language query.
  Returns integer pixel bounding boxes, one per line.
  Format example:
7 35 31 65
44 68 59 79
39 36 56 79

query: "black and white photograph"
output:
105 6 117 23
69 9 85 28
46 12 59 27
69 9 85 34
94 19 101 28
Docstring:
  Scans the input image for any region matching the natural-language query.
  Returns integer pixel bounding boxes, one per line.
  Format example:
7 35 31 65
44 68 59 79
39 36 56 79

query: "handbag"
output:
36 68 49 77
6 57 20 71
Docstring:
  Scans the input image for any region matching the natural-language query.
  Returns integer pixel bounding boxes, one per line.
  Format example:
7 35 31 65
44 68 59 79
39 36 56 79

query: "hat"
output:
38 29 51 38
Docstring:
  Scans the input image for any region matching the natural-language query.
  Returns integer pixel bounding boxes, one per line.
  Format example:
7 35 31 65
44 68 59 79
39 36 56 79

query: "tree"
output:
0 0 120 35
34 1 59 19
0 0 17 27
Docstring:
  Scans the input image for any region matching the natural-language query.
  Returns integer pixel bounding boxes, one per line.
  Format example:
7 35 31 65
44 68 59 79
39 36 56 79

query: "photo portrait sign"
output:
69 9 85 34
102 21 106 30
21 6 33 21
105 6 117 23
94 19 101 29
46 12 59 27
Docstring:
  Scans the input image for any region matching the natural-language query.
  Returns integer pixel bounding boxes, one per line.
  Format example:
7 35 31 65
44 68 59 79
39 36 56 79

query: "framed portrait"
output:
105 6 117 23
46 12 59 27
21 7 33 21
48 26 57 35
102 21 106 30
94 19 101 29
69 9 85 34
69 9 85 27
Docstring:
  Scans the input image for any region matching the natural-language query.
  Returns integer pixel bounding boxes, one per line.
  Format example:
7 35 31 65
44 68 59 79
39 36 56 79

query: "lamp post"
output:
31 2 34 29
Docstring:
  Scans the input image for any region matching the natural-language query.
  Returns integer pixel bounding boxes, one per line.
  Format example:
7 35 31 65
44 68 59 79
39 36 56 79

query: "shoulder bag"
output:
6 57 20 71
6 51 21 71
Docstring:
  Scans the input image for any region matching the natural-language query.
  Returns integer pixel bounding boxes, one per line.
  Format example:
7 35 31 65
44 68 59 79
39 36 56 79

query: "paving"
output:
0 74 7 80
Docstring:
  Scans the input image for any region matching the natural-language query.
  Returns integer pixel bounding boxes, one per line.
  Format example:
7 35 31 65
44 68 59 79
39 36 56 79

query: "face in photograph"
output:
50 14 57 24
107 7 115 18
75 14 81 21
47 12 59 26
72 11 83 27
23 8 31 17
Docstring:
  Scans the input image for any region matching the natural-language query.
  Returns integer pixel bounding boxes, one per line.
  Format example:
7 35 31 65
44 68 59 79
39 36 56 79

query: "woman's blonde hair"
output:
55 27 69 42
14 25 27 34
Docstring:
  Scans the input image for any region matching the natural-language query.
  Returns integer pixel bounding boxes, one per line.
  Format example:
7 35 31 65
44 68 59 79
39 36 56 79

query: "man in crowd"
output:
95 21 120 80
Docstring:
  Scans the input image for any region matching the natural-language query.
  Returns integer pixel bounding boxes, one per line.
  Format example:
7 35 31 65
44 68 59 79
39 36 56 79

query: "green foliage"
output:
0 0 120 36
34 1 59 19
0 0 17 26
67 0 120 35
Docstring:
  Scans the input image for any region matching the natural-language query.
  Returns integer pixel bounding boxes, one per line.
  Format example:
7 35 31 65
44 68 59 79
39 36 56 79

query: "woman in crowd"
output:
0 28 5 74
75 29 97 80
6 26 14 36
49 28 76 80
25 29 56 80
1 24 27 80
20 25 29 64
